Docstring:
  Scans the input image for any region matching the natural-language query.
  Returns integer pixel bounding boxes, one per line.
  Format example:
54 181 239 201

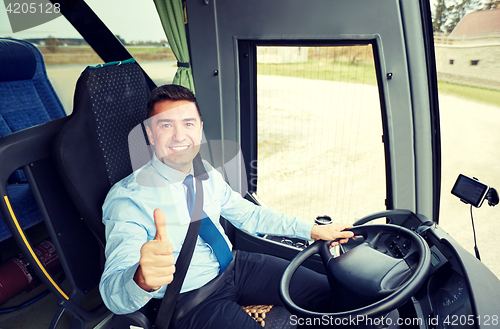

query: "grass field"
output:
257 60 378 86
258 61 500 108
38 46 176 66
437 81 500 108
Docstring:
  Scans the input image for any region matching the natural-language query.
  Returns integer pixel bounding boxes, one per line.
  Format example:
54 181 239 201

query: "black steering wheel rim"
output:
280 220 431 320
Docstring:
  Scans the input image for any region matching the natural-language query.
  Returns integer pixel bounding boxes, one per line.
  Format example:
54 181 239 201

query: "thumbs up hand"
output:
134 209 176 292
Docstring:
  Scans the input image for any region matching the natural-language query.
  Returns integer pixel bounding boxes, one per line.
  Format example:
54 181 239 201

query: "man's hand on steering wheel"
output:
281 210 431 321
310 223 355 247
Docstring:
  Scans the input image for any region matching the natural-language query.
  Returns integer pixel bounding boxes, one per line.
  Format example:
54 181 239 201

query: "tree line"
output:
433 0 499 33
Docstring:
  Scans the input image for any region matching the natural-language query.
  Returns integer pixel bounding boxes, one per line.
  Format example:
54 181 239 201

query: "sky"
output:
0 0 167 42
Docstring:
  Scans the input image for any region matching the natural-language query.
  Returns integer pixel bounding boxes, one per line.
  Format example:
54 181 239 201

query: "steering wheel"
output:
280 211 431 320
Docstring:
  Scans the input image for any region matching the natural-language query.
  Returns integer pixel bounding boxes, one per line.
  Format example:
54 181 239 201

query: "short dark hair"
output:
146 84 201 122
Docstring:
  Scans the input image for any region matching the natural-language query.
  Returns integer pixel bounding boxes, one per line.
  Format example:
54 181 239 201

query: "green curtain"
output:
153 0 195 92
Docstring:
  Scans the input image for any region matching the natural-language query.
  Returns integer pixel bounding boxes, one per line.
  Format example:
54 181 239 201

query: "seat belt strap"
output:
154 155 206 329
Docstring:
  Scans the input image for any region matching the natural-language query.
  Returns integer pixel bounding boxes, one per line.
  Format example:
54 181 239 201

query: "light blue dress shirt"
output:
99 154 314 315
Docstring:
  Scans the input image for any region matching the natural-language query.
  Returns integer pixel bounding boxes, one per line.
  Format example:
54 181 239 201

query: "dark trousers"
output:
171 251 334 329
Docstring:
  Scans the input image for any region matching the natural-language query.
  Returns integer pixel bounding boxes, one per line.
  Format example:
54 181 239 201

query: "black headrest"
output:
54 62 151 245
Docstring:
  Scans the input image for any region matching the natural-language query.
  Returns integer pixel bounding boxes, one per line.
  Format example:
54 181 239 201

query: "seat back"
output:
0 38 66 242
52 60 155 329
53 60 151 247
0 38 65 137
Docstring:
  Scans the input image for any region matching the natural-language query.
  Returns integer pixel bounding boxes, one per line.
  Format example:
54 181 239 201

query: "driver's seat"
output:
52 59 153 328
53 60 298 329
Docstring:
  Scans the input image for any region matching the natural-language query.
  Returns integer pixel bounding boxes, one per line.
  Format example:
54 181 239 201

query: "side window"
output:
433 5 500 278
252 44 387 222
1 0 174 114
1 15 103 115
85 0 176 87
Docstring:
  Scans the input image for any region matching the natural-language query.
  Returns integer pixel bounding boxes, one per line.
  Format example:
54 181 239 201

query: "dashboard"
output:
428 269 474 329
387 215 476 329
238 206 498 329
346 214 478 329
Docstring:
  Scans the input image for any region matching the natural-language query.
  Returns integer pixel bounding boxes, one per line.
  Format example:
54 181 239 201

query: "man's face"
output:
146 100 203 173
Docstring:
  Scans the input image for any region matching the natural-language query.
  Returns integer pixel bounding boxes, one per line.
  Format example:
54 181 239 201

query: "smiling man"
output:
146 100 202 173
99 84 354 329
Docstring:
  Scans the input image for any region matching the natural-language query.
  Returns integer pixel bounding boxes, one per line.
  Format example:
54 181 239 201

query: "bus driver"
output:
99 84 355 329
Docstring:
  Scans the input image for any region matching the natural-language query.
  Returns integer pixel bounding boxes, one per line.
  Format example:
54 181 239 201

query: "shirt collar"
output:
151 153 193 185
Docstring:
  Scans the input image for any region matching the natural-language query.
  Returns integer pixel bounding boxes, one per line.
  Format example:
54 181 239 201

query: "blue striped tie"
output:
183 175 232 272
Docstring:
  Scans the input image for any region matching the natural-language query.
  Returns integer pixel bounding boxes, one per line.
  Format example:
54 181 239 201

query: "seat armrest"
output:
0 117 69 187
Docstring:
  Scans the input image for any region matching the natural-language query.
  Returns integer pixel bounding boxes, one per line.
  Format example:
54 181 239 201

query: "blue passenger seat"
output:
0 38 66 242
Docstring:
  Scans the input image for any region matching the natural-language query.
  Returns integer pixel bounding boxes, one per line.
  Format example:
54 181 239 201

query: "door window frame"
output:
237 39 393 210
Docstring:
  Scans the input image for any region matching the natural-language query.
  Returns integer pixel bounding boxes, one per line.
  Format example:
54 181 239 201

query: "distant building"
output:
434 9 500 90
450 8 500 39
